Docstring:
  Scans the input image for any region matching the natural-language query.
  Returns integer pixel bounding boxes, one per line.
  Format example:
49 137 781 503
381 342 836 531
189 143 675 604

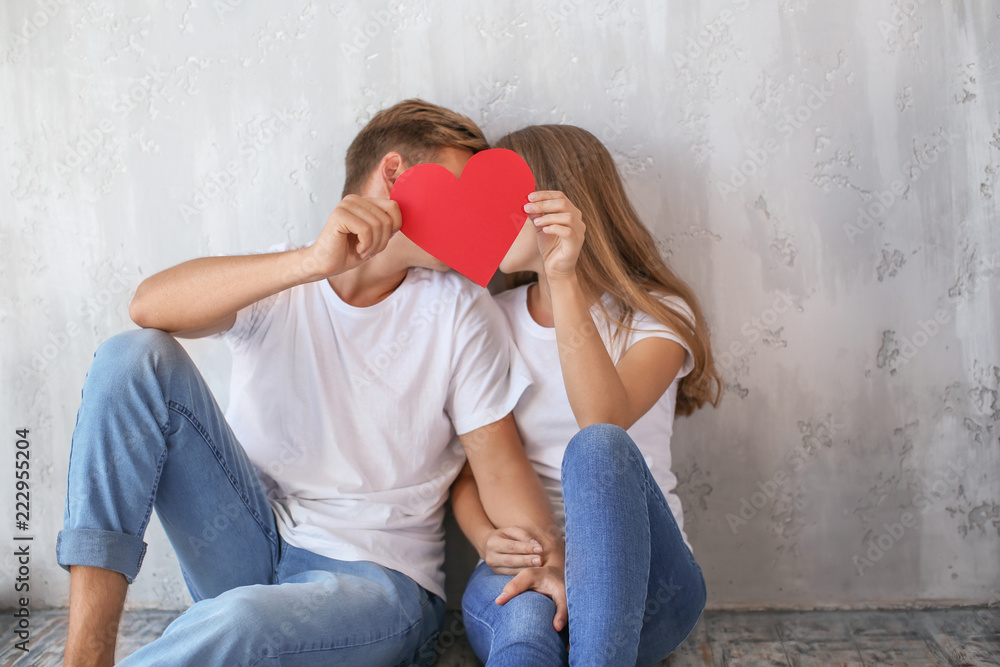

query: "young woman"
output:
451 124 722 665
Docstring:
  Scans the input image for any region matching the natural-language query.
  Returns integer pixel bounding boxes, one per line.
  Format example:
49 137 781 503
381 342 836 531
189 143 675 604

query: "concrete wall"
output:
1 0 997 611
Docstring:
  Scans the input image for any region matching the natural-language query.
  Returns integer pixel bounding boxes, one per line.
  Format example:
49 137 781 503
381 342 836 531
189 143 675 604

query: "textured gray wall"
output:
1 1 997 611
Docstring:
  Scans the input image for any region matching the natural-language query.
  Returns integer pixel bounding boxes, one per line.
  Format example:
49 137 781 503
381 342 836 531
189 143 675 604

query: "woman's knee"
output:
561 423 640 481
489 590 560 645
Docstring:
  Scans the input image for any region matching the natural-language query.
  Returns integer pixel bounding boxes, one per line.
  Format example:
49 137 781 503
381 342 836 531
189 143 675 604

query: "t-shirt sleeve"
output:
209 242 293 348
220 293 280 349
445 289 533 436
627 296 696 380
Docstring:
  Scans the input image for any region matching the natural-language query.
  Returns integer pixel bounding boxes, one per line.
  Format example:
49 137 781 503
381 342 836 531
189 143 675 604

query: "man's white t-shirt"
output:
220 250 531 599
494 284 695 550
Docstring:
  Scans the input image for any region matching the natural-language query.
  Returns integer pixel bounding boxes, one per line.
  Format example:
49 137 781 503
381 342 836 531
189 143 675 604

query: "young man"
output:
58 99 565 666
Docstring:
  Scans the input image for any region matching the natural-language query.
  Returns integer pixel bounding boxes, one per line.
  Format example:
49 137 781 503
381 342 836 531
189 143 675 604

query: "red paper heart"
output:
390 148 535 287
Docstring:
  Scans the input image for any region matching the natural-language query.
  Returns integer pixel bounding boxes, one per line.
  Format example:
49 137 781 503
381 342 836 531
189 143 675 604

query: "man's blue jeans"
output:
56 329 444 666
461 424 706 666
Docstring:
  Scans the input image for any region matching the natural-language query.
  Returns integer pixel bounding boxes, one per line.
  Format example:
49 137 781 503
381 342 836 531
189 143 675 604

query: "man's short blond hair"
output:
342 99 488 196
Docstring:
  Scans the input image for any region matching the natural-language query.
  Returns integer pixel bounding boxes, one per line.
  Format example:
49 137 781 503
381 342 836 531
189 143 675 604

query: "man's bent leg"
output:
58 330 281 663
120 558 446 666
64 567 127 667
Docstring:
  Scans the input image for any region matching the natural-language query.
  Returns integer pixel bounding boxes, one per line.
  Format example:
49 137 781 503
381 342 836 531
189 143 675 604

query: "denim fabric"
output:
57 329 444 666
462 424 706 667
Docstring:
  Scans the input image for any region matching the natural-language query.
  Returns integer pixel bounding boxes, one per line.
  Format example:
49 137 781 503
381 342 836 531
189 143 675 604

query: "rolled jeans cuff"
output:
57 528 147 584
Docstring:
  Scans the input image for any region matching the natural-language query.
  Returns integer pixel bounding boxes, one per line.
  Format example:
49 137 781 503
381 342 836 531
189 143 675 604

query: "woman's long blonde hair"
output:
496 124 723 416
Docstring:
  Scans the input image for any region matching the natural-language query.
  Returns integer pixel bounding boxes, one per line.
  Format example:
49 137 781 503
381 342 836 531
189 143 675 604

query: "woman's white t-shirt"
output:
494 284 695 549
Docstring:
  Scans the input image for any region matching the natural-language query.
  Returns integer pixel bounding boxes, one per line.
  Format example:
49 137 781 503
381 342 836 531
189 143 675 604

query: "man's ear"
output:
372 151 407 197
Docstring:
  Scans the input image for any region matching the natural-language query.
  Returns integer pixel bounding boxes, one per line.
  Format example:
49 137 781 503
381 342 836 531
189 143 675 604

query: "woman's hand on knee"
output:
484 527 544 575
495 565 568 632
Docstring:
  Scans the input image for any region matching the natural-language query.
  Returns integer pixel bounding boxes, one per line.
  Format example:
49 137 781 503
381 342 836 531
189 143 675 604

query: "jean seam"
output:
635 451 699 567
166 400 278 548
460 601 498 657
463 567 500 658
131 445 168 562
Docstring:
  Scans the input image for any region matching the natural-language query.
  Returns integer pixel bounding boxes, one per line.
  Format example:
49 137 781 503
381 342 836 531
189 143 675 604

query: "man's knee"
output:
161 586 300 663
92 329 185 379
97 328 179 360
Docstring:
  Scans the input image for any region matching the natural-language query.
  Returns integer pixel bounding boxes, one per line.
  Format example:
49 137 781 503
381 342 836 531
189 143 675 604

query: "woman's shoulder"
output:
608 291 694 331
492 283 532 312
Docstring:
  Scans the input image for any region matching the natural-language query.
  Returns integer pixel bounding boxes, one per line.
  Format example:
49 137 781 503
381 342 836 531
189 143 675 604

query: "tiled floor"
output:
1 607 996 665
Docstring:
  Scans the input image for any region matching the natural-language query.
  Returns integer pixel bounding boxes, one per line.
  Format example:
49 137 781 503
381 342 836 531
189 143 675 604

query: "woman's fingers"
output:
489 528 542 555
533 212 575 227
495 569 535 605
494 567 569 633
525 199 574 215
551 585 568 632
486 552 542 570
527 190 568 202
499 526 539 545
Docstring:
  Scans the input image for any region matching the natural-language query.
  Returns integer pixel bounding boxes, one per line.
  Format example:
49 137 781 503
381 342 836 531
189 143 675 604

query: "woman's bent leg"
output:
562 424 706 667
462 561 568 666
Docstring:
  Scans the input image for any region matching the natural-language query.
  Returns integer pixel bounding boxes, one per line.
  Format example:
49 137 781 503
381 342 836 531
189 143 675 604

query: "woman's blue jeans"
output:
461 424 706 666
56 329 444 666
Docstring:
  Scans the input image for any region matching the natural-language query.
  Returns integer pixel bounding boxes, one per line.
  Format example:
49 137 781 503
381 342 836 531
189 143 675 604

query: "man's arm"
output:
458 414 567 631
451 462 543 572
129 195 401 336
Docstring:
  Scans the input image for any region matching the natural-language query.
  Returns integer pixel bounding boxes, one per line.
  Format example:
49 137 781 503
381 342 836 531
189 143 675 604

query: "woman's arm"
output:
527 191 687 429
549 274 687 429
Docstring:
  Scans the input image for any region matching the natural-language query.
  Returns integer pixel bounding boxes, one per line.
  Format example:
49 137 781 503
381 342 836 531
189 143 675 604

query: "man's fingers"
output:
369 197 403 231
340 198 398 257
356 202 394 256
